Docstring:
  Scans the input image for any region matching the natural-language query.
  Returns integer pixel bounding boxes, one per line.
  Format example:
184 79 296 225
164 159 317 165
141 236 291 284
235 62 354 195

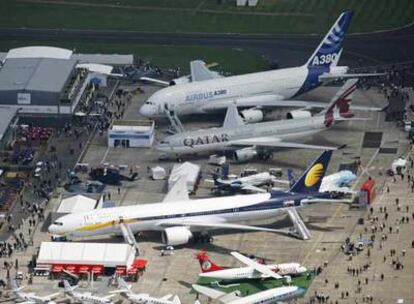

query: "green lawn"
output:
192 271 315 297
1 0 413 34
0 40 267 74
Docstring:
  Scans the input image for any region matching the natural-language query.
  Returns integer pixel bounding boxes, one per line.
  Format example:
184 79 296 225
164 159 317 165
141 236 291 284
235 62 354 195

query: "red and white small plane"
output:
196 251 307 281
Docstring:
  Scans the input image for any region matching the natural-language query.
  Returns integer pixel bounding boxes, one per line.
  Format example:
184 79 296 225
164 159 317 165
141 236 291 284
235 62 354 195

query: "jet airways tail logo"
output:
304 163 324 187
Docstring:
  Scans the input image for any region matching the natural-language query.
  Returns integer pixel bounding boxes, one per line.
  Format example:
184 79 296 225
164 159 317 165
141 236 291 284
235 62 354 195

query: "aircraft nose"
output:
139 104 156 117
48 224 61 235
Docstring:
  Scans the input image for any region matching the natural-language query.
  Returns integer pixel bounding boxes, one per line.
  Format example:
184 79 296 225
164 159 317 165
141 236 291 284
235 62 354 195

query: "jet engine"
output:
286 110 312 120
234 147 258 162
162 227 193 246
239 109 264 123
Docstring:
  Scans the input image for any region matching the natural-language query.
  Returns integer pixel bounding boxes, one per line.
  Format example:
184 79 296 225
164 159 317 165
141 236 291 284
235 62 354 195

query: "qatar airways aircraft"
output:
49 150 333 245
156 79 361 161
139 10 380 121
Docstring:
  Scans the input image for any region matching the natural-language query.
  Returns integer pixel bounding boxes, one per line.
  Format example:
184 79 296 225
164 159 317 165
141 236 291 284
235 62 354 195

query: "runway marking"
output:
100 147 110 164
18 0 314 17
301 202 344 265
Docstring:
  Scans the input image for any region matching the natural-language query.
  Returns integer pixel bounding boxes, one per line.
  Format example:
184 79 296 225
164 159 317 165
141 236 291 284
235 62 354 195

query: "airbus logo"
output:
304 163 324 187
185 89 227 102
183 134 230 147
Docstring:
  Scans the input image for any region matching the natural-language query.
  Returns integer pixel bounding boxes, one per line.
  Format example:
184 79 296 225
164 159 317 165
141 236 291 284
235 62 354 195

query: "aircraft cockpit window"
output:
53 221 63 226
145 101 154 105
160 140 169 144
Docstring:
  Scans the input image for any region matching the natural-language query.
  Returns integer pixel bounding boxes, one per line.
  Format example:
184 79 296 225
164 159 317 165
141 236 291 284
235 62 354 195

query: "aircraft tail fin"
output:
223 103 245 129
287 150 333 194
305 10 353 68
196 251 224 272
63 280 77 294
172 295 181 304
117 277 132 292
190 60 221 82
320 79 358 127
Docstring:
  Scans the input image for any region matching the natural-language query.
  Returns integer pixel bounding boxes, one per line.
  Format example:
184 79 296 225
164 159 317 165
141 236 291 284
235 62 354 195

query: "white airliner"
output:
139 10 381 121
63 280 115 304
156 79 362 161
192 284 303 304
11 280 60 304
197 251 307 281
111 277 181 304
48 150 333 244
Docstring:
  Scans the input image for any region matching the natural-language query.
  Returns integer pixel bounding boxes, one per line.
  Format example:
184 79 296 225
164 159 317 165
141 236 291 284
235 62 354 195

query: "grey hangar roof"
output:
0 58 77 93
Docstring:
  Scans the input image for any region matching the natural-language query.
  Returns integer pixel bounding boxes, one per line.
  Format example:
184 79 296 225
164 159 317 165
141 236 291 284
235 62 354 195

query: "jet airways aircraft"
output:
11 280 60 304
49 150 333 244
139 10 381 120
63 280 115 304
112 277 181 304
197 251 307 281
192 284 303 304
156 79 361 161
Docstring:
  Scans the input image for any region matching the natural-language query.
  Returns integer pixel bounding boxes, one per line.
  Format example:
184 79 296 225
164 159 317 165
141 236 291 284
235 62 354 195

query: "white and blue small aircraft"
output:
139 10 382 120
111 277 182 304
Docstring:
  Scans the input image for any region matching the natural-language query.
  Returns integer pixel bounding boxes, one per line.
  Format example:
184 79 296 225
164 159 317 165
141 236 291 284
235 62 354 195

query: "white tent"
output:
151 166 166 180
168 162 200 192
37 242 136 268
57 194 99 213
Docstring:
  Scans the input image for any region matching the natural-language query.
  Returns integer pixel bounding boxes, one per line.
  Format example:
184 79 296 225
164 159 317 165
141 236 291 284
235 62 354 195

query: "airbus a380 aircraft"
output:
139 10 380 120
49 150 333 244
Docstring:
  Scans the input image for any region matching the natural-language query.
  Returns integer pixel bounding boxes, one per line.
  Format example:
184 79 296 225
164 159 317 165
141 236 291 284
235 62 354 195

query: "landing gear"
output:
193 232 214 244
259 151 273 160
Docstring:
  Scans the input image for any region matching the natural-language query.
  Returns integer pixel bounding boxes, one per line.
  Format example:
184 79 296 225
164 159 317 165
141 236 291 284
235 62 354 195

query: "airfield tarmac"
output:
0 83 413 304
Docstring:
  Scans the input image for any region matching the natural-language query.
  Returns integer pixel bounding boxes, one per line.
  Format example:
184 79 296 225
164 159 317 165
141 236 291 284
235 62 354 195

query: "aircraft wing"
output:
139 76 170 86
240 184 267 193
319 72 386 81
229 137 339 150
42 292 61 300
102 294 116 300
276 100 384 112
230 252 283 280
158 220 284 233
160 294 173 301
200 94 284 112
163 176 189 203
192 284 240 304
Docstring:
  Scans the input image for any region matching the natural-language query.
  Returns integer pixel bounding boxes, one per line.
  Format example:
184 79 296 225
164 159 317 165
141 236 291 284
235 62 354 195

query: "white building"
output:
108 120 155 148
